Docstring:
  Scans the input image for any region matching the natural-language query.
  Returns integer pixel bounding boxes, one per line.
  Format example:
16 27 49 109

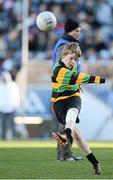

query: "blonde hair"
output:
62 42 81 59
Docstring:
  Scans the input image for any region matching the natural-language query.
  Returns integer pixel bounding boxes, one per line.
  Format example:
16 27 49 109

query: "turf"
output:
0 141 113 179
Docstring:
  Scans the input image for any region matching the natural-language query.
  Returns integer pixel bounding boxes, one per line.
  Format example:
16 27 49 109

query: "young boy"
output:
51 42 105 175
52 18 82 161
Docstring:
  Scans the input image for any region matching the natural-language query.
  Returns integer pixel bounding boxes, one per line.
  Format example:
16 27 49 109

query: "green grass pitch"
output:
0 141 113 179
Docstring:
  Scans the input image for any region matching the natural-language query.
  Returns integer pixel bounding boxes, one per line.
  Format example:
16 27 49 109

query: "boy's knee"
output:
66 108 79 124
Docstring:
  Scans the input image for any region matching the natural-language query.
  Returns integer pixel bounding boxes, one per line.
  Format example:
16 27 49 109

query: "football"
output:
36 11 57 32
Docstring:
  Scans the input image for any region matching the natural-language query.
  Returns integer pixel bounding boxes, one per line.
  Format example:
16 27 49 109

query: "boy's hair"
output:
62 42 81 59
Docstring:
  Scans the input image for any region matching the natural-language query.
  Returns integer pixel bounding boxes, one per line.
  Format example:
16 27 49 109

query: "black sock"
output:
63 128 71 135
63 128 73 144
86 153 99 165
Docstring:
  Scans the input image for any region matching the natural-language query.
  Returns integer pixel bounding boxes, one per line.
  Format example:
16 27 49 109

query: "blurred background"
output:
0 0 113 141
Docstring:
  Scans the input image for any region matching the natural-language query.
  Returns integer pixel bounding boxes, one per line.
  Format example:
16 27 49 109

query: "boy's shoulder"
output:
52 61 61 74
53 61 68 75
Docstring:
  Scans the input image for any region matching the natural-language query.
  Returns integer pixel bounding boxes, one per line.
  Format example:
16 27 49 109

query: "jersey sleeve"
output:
69 72 105 85
52 67 105 90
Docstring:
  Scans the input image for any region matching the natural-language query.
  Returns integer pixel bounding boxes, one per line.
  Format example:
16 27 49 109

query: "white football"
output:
36 11 57 32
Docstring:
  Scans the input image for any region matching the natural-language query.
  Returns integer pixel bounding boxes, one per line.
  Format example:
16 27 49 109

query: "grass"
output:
0 141 113 179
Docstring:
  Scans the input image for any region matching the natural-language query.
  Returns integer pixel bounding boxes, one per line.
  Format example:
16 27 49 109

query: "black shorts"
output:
53 96 81 125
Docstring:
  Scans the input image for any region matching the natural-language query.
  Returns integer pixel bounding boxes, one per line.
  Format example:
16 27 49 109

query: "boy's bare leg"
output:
52 108 102 174
65 118 91 155
64 108 102 175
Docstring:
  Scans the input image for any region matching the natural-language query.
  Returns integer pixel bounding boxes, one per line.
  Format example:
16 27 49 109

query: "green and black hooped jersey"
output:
51 60 105 103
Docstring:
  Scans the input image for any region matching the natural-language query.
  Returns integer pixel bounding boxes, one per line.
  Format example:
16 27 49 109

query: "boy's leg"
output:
72 126 102 175
65 108 102 175
65 108 92 154
53 108 102 174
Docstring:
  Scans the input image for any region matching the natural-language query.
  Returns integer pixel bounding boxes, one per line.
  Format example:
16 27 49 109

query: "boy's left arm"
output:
69 72 105 85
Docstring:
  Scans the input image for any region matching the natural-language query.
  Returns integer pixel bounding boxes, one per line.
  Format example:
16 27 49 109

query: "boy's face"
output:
62 44 82 69
62 53 76 69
